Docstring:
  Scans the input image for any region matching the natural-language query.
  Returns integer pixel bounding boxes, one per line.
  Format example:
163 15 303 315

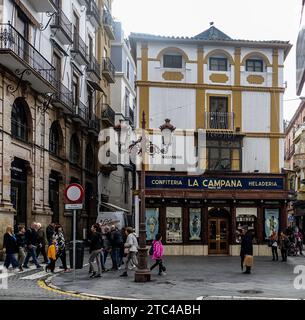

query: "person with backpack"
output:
150 233 166 276
120 227 139 277
88 224 103 278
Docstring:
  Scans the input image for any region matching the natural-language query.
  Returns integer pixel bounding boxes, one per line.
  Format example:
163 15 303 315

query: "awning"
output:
100 201 129 213
87 80 105 93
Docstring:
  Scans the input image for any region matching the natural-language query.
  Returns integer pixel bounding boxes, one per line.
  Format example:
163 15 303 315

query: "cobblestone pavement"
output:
51 255 305 300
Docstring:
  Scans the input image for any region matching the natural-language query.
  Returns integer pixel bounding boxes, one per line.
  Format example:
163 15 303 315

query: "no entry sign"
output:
64 183 84 208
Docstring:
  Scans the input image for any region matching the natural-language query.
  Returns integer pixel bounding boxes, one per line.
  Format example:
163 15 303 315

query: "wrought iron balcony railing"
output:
71 33 88 65
53 82 73 112
73 100 89 124
102 57 115 83
88 55 101 80
85 0 101 27
50 9 73 44
102 9 115 40
205 112 234 130
0 23 56 92
102 104 115 126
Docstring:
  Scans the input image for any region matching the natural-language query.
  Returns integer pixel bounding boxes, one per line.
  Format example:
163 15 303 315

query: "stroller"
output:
288 241 298 256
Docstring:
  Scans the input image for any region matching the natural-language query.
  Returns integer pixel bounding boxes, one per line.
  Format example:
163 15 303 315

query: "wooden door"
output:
208 217 229 254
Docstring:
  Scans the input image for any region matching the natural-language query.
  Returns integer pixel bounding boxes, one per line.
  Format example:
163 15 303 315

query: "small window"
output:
246 59 263 72
209 57 228 71
11 98 29 142
126 60 130 80
163 54 182 69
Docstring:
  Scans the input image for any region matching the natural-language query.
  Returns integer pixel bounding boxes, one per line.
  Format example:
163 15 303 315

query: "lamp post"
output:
115 112 175 282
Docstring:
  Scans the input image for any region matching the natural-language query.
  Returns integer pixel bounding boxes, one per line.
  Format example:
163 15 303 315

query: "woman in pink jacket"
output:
150 233 166 275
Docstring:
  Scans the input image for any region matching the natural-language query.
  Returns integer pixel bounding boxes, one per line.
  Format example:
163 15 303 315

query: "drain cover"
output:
238 290 263 294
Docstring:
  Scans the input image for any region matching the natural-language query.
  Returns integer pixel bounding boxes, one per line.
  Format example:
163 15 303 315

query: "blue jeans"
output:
111 248 120 270
23 246 40 267
100 251 106 270
4 253 19 269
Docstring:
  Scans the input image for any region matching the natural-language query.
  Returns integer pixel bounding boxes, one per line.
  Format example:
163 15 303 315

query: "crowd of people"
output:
87 223 166 279
2 222 69 273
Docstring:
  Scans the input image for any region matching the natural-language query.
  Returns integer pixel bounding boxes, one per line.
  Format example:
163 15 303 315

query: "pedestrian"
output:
36 223 48 264
240 225 253 274
269 230 279 261
45 238 57 273
150 233 166 276
120 227 139 277
16 225 26 272
279 231 290 261
46 222 55 245
100 225 111 272
54 224 69 272
88 224 103 278
2 226 19 270
23 222 41 269
295 227 303 255
110 225 123 271
119 227 127 267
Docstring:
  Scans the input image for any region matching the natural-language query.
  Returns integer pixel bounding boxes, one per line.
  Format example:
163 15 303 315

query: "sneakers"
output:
93 274 102 278
90 272 97 278
120 272 128 277
158 272 166 276
36 265 42 269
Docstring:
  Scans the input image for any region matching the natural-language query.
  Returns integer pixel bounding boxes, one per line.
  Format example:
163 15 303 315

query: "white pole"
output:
73 209 76 281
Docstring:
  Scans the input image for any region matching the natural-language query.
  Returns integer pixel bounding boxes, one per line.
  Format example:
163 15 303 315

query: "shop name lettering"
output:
147 178 283 190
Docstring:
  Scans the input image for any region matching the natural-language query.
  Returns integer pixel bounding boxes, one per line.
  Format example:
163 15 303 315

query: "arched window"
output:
49 122 61 156
85 144 94 171
245 58 264 72
70 134 80 165
11 98 30 142
209 55 228 71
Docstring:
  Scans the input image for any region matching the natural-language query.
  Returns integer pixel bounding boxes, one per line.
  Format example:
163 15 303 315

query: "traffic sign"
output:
64 183 84 204
65 203 83 210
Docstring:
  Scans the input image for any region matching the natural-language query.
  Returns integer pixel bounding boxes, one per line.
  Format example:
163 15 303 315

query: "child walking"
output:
46 238 57 273
150 233 166 275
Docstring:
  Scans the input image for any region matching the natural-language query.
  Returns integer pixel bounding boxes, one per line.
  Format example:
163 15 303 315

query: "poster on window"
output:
264 209 279 239
166 207 182 243
189 208 201 240
146 208 159 241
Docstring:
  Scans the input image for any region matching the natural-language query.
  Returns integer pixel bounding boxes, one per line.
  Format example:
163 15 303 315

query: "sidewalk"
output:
50 255 305 300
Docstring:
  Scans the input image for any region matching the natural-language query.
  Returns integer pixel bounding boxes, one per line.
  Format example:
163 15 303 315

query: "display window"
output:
166 207 183 243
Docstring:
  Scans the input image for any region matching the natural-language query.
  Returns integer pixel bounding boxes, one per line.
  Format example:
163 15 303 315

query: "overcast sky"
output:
112 0 303 122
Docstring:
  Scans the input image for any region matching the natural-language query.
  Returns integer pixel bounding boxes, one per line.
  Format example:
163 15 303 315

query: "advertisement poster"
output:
264 208 279 239
166 207 182 243
146 208 159 241
189 208 201 240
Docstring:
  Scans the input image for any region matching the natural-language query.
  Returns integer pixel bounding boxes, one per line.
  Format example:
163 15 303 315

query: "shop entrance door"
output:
208 217 229 254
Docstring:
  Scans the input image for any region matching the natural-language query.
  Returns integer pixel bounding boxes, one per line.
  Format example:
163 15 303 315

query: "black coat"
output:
110 229 123 248
16 233 25 248
240 231 253 257
24 228 38 247
89 233 103 253
3 233 18 254
46 225 54 244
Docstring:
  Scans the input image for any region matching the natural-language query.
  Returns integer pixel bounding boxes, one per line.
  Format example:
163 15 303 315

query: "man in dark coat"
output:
240 226 253 274
46 223 55 245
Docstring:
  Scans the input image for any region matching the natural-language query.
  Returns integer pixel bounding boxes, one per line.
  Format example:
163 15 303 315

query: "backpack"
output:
149 243 154 255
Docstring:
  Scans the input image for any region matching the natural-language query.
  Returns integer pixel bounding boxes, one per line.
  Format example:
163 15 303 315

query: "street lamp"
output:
115 113 175 282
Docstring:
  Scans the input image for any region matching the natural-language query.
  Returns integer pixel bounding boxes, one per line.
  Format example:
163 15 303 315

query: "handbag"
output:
243 255 254 267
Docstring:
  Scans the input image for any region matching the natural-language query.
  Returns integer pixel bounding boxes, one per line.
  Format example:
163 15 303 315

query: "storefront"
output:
144 172 289 256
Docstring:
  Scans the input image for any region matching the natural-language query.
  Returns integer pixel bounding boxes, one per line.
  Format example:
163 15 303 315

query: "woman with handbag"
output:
240 225 253 274
269 231 279 261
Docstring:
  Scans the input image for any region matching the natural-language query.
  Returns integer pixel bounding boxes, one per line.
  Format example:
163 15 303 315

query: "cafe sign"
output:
146 176 284 190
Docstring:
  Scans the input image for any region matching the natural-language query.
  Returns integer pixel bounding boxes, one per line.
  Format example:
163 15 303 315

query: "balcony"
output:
72 101 89 126
0 23 56 93
88 115 101 135
50 9 73 45
102 57 115 83
85 0 101 29
127 107 134 126
52 82 73 113
285 144 295 161
27 0 56 12
71 33 88 65
205 112 234 131
102 10 115 40
102 104 115 127
87 55 101 81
